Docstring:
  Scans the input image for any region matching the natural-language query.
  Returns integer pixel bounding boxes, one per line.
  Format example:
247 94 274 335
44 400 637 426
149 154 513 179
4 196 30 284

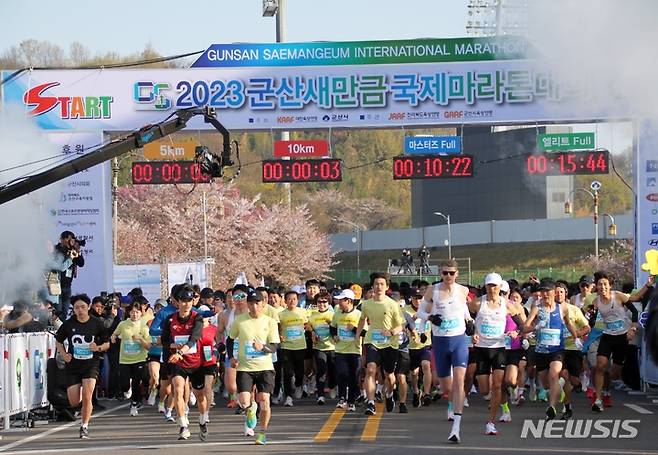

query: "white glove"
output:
521 339 530 350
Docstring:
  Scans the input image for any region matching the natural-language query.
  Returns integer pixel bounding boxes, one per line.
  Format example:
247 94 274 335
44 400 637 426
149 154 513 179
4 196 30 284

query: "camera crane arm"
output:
0 106 233 206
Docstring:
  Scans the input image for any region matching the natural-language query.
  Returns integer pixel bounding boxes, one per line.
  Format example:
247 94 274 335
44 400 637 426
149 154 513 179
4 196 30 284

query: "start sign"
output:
274 140 329 158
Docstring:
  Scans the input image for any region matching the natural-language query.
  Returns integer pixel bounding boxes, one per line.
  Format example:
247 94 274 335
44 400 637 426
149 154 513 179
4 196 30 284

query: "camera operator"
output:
398 249 415 274
418 245 431 275
51 231 85 318
90 294 119 404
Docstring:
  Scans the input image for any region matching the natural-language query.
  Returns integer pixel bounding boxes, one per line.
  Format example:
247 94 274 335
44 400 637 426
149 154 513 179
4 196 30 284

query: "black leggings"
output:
282 349 306 398
314 350 336 397
119 362 146 406
335 353 360 404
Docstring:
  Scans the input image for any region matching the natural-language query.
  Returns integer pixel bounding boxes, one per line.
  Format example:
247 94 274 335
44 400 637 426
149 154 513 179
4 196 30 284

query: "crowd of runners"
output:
52 261 656 444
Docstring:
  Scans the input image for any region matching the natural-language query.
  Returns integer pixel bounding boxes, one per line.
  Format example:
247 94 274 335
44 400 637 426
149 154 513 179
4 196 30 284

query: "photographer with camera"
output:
398 249 415 274
418 245 431 275
50 231 85 318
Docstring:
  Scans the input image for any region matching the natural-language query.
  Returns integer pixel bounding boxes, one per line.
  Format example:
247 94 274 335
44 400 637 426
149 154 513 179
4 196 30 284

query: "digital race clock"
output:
261 159 342 183
131 161 211 185
525 150 609 175
392 155 474 179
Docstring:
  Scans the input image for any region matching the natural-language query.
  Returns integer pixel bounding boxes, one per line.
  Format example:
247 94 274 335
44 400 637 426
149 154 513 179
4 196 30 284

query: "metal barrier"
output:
1 332 55 430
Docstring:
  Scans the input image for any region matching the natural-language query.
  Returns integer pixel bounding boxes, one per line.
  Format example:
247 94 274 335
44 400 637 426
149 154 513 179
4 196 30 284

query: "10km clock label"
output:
262 158 342 183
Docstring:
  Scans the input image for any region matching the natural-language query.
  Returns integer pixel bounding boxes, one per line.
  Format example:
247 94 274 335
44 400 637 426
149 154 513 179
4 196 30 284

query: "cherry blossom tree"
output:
116 184 334 288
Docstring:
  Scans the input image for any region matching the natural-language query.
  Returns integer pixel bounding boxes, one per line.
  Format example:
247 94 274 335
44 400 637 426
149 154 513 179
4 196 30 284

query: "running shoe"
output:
79 426 89 439
284 396 294 407
199 422 208 441
483 392 492 401
178 426 191 440
164 411 175 423
130 405 138 417
399 403 408 414
422 395 432 407
317 396 326 405
602 394 613 407
447 431 461 444
545 406 557 421
538 389 548 402
347 404 356 412
463 397 469 408
355 394 366 406
244 422 255 437
586 387 595 399
413 393 420 408
385 394 396 413
365 401 376 416
485 422 498 435
591 399 603 413
336 399 348 410
246 401 258 429
375 390 383 403
147 389 157 406
499 412 512 422
255 432 267 445
561 408 573 420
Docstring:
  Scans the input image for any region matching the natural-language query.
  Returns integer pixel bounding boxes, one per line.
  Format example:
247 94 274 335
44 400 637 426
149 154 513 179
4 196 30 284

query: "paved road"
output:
1 388 658 454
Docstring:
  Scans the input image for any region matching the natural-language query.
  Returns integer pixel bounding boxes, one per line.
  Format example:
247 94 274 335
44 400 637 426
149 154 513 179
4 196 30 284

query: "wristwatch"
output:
176 349 185 356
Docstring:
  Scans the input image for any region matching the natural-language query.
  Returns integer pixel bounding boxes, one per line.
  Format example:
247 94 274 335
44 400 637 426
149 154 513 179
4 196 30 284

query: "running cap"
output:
578 275 594 285
247 290 263 302
484 272 503 286
410 287 423 297
334 289 355 300
500 280 510 294
538 277 557 291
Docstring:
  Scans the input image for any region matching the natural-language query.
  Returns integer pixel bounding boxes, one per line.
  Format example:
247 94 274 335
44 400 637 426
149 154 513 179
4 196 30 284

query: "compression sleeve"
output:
185 315 204 348
226 337 234 359
624 301 639 323
161 316 172 349
511 314 524 327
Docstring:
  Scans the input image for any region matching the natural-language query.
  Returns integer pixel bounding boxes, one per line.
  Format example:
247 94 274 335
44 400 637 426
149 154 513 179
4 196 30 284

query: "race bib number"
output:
465 335 473 348
285 326 304 341
605 320 624 332
123 341 141 355
440 318 459 330
233 339 239 359
338 326 355 341
505 335 512 350
73 343 93 360
203 345 213 361
371 329 388 344
174 335 197 354
480 323 504 338
245 342 266 360
315 324 330 339
538 328 561 346
415 319 430 333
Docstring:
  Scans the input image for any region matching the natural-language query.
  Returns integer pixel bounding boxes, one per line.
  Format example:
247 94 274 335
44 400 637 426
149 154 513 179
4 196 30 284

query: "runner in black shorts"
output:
55 294 110 439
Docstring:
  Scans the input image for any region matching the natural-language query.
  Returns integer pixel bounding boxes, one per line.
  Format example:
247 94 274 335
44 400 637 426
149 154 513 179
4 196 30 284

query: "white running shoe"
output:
317 396 326 405
284 396 294 407
185 405 190 416
147 389 157 406
244 422 255 437
130 405 139 416
336 399 348 410
271 394 281 405
463 398 469 408
483 392 491 401
499 412 512 423
189 393 197 406
485 422 498 435
447 430 461 444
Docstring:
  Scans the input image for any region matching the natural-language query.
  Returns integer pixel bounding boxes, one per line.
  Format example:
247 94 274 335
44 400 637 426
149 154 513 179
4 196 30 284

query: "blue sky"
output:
0 0 468 57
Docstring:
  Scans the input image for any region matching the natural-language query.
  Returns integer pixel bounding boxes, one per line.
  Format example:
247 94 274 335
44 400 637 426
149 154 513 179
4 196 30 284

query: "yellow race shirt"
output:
564 303 589 351
331 308 365 355
404 305 431 349
228 313 280 372
360 297 405 349
308 309 335 351
112 319 150 364
279 307 308 350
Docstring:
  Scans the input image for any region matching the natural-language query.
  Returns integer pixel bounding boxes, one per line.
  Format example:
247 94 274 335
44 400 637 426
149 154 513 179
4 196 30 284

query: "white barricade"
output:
26 333 50 409
7 334 28 415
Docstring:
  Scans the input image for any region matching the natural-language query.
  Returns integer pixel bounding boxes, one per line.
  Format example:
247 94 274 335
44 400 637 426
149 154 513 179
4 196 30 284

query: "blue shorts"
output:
432 335 469 378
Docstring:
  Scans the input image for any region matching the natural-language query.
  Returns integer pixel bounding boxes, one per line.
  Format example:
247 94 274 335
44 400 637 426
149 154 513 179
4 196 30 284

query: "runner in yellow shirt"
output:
279 290 309 406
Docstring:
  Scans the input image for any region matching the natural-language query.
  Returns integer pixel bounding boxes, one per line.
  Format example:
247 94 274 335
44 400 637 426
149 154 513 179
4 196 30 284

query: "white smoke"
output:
0 106 64 307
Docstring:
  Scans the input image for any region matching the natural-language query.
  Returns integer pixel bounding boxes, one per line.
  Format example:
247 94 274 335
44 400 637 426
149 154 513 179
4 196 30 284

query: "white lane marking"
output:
0 438 315 454
624 404 654 414
0 403 130 453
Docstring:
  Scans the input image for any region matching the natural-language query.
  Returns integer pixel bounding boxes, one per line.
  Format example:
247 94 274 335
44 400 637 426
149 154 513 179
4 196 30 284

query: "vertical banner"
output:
8 334 28 414
27 333 50 408
0 335 5 420
113 264 163 303
42 132 112 298
167 262 207 288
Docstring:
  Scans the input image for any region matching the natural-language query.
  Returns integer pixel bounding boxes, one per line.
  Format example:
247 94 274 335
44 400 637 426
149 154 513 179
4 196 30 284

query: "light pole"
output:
263 0 291 208
564 183 611 262
433 212 452 259
336 218 364 275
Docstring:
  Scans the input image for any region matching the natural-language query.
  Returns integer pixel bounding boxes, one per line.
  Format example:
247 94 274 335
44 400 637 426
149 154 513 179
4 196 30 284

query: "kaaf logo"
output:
133 81 171 110
24 82 113 119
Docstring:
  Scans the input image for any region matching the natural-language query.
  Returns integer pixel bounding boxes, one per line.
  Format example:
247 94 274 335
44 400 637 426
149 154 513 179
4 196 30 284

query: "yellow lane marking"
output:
314 408 346 443
360 403 385 442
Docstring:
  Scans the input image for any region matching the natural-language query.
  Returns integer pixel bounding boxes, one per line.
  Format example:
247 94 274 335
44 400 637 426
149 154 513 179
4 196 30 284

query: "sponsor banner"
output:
167 262 207 289
1 59 621 132
43 132 112 298
26 333 50 408
8 334 28 414
637 122 658 282
274 140 329 157
404 135 461 154
113 264 163 303
0 335 5 419
143 137 198 160
192 37 530 68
